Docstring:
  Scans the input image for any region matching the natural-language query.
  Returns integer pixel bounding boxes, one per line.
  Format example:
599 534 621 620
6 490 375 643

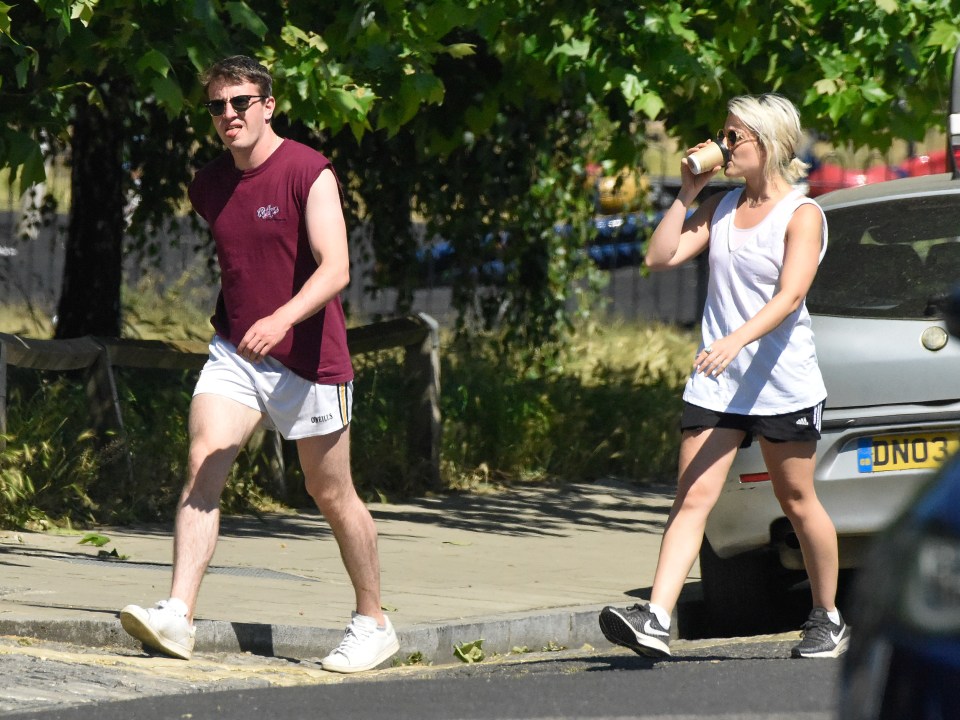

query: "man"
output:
119 55 399 674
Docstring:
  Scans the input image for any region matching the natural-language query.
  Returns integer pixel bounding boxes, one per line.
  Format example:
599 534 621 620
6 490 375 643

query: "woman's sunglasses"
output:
716 129 748 148
203 95 268 117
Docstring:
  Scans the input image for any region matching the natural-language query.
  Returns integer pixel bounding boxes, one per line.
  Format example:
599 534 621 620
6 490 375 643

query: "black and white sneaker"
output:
791 607 850 658
598 603 671 657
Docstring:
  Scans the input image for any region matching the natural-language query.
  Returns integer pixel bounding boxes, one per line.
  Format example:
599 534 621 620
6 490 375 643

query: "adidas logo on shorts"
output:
795 417 809 426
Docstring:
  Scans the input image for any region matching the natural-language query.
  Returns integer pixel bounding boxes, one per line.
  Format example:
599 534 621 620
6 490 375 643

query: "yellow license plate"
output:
857 432 960 473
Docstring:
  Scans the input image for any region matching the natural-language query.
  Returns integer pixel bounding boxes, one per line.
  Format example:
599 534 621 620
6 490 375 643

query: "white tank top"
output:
682 187 828 415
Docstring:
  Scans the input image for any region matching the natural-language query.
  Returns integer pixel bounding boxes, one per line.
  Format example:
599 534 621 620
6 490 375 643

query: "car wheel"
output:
699 537 785 637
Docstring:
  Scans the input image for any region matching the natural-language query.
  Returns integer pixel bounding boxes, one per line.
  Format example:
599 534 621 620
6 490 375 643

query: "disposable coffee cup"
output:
687 140 730 174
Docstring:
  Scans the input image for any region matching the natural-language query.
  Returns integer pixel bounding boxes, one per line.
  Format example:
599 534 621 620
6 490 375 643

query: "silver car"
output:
699 171 960 635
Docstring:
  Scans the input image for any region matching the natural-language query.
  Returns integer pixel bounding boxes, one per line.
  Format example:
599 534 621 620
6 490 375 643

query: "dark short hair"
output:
201 55 273 97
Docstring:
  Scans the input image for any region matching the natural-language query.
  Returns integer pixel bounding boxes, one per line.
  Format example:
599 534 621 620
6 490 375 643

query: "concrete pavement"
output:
0 479 695 666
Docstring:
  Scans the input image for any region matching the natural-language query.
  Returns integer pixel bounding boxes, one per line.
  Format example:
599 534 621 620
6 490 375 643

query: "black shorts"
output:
680 401 824 448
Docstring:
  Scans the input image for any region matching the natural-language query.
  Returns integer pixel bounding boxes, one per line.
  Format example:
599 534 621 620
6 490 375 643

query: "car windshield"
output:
809 194 960 319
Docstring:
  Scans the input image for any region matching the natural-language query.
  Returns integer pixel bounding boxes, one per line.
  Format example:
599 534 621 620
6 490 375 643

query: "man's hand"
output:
237 314 291 362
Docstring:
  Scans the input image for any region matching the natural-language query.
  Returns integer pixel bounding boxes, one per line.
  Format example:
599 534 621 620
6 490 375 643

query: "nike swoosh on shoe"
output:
642 619 670 637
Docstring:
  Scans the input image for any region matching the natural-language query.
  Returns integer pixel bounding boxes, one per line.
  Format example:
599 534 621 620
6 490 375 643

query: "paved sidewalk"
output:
0 480 693 665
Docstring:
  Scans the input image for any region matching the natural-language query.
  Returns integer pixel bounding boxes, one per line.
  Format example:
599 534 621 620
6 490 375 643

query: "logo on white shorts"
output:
311 413 334 424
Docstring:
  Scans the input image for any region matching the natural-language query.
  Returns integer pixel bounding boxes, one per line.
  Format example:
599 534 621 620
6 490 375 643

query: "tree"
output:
0 0 270 337
1 0 959 349
0 0 461 338
318 0 960 360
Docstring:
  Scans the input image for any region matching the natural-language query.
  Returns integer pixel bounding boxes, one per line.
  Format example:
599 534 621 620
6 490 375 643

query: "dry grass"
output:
0 304 54 337
566 319 698 385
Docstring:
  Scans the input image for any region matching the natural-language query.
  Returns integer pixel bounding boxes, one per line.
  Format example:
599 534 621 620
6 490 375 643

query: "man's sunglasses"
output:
716 129 748 148
203 95 268 116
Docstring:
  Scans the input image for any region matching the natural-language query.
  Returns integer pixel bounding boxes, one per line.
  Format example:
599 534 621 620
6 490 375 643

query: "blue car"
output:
837 286 960 719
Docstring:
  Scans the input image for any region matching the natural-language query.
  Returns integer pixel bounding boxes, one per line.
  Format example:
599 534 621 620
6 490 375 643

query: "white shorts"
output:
193 335 352 440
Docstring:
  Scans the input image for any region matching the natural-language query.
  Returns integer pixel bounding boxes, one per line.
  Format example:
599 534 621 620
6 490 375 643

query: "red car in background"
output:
807 149 948 197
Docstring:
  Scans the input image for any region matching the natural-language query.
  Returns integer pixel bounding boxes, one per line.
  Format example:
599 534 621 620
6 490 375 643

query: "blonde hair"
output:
727 94 810 183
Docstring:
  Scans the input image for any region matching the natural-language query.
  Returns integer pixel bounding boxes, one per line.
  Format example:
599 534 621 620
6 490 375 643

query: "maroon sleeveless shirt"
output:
188 139 353 384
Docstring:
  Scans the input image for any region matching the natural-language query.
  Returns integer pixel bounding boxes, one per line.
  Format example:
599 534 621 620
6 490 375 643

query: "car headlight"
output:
902 531 960 633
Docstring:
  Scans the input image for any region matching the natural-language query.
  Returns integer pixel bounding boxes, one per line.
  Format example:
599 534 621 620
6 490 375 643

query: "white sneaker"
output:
320 613 400 673
120 598 196 660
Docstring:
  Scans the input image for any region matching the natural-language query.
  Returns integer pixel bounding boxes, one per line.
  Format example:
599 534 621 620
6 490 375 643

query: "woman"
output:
599 94 848 659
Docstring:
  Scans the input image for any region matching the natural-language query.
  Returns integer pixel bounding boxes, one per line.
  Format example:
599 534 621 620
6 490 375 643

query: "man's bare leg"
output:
298 427 384 623
170 393 263 621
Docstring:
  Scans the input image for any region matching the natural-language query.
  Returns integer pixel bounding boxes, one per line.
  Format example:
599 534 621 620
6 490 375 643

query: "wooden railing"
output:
0 313 441 490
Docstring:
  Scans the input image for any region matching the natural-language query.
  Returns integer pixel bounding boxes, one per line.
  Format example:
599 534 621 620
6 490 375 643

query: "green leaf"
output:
225 1 268 38
280 23 311 47
860 82 892 104
665 8 697 43
136 49 172 77
15 143 45 196
410 72 445 106
445 42 475 59
151 75 184 115
619 73 643 103
454 639 485 663
328 87 364 118
634 91 664 120
70 0 97 27
14 56 31 88
548 37 590 61
927 21 960 52
813 78 839 95
1 128 47 196
0 1 13 38
825 91 857 124
79 532 111 548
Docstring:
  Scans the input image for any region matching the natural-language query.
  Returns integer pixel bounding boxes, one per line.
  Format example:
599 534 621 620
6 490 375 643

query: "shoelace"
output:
628 604 658 624
331 621 376 656
799 617 833 642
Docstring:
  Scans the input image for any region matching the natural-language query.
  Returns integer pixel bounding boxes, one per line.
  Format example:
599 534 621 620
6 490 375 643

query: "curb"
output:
0 604 614 665
397 605 611 663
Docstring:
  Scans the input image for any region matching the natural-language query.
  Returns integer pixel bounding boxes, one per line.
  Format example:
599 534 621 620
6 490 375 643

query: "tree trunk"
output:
55 94 126 339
